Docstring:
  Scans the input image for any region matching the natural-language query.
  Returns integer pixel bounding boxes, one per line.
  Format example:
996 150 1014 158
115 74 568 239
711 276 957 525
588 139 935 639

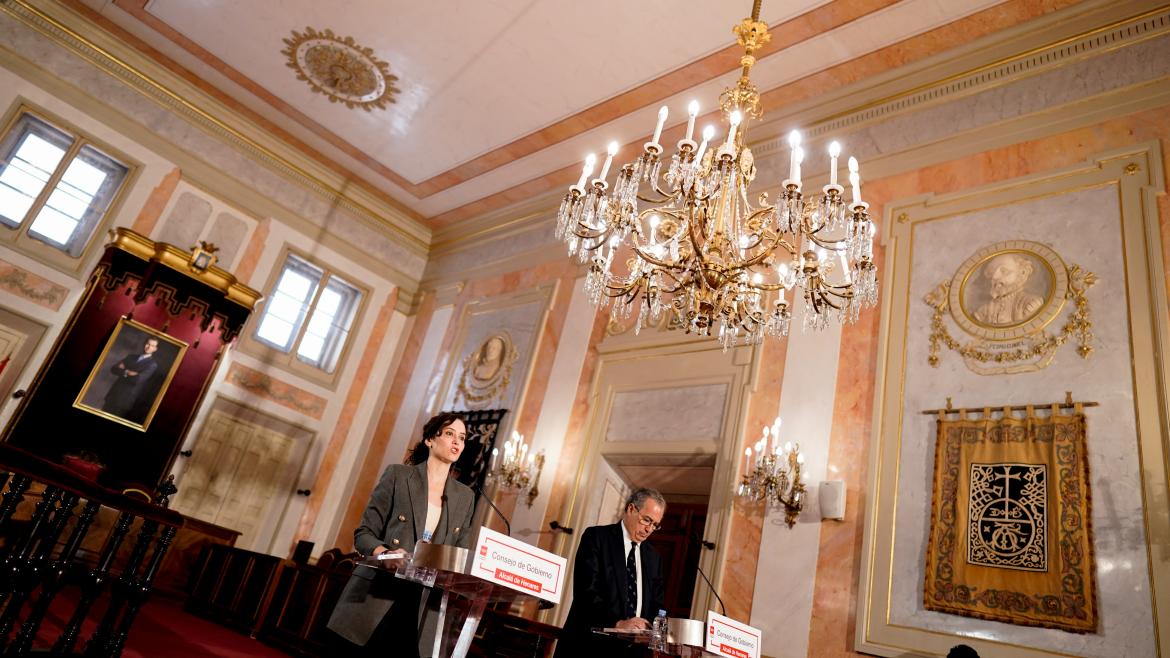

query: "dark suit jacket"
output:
103 353 158 417
327 461 476 647
555 523 665 658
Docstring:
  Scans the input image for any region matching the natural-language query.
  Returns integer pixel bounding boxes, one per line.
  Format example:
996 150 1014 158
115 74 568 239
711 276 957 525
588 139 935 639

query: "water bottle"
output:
650 609 668 651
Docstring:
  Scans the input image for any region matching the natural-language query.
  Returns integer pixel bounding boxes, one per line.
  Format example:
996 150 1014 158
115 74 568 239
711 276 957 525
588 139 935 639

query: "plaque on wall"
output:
923 240 1097 375
455 331 518 408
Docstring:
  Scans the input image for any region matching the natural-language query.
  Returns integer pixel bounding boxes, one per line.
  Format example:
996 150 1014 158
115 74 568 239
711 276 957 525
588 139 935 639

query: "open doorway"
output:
550 328 755 626
606 453 714 618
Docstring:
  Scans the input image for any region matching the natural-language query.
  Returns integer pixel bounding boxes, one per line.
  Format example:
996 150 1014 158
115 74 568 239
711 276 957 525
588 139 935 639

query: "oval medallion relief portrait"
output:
947 240 1068 342
456 332 518 408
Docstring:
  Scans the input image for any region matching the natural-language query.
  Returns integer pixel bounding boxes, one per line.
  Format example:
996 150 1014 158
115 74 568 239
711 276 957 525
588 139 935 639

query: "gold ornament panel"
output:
925 240 1095 375
282 27 399 111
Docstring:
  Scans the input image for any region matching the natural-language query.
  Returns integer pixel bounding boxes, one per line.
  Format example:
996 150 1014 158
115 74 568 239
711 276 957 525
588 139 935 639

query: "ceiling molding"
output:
424 0 1170 272
0 49 424 296
1 0 432 255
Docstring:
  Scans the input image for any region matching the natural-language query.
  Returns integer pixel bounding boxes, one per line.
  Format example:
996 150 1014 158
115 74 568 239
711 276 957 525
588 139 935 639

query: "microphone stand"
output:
475 484 512 536
692 533 726 615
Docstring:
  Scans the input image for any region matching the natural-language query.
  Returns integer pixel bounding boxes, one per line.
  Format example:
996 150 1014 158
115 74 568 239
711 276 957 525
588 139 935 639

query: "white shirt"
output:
424 503 441 539
620 522 642 618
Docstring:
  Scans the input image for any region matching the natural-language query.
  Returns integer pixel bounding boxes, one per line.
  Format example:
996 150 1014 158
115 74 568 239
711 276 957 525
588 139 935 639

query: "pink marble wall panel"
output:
297 291 397 550
129 167 180 237
334 292 435 548
719 334 789 621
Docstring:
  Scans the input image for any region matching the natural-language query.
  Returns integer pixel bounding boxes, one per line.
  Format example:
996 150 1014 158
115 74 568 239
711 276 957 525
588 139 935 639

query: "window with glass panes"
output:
0 112 130 258
254 253 362 374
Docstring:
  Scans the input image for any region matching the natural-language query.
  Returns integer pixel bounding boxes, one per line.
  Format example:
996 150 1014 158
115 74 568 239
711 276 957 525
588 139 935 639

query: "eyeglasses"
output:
629 506 662 531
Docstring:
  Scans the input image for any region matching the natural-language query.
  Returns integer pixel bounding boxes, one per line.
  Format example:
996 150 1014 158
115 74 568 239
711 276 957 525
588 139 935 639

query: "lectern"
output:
365 542 546 658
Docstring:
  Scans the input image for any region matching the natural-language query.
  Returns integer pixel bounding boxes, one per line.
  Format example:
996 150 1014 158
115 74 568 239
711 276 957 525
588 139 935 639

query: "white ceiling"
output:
142 0 807 183
79 0 1009 225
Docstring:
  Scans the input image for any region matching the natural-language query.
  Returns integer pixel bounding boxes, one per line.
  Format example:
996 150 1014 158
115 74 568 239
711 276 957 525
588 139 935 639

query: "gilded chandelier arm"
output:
554 0 877 344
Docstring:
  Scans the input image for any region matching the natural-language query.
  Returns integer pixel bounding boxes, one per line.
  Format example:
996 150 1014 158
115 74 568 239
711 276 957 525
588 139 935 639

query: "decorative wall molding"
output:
0 35 425 294
0 0 430 255
224 362 328 420
422 0 1170 290
857 143 1170 657
0 259 68 310
752 2 1170 157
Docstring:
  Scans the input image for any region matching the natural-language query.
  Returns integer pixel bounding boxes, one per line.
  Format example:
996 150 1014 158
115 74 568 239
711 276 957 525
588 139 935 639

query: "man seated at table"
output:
555 488 666 658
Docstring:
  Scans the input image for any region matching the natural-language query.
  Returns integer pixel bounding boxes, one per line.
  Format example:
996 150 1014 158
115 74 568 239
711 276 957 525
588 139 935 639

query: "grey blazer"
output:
327 461 476 646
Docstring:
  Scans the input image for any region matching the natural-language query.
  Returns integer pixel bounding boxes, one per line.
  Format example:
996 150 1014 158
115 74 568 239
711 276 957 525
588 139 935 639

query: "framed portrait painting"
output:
74 318 187 431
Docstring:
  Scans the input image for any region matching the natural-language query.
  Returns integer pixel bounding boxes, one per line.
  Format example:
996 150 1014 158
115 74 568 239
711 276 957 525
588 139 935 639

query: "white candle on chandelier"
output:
652 106 669 145
787 130 801 182
489 447 499 472
598 142 619 182
793 146 804 187
686 100 699 142
744 446 753 472
784 441 793 454
649 214 660 242
725 110 743 147
828 141 841 186
848 156 861 205
796 453 805 465
695 125 715 161
576 153 596 188
838 250 852 284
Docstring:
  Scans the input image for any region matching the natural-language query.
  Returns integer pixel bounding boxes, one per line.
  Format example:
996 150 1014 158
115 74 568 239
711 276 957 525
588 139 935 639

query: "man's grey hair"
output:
624 487 666 512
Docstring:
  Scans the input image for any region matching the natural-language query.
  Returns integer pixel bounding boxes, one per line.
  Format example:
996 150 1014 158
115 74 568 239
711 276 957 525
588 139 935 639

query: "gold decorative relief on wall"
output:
456 332 518 408
282 27 399 111
925 240 1096 374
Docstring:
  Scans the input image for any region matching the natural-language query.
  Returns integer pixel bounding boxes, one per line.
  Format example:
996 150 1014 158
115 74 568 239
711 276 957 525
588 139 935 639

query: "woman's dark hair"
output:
407 412 466 465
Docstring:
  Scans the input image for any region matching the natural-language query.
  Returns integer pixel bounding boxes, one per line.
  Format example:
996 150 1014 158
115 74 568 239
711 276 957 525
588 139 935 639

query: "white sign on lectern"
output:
705 611 761 658
470 527 567 604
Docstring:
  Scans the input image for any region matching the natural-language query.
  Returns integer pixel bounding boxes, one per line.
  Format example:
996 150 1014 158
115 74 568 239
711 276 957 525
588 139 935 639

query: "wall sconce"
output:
488 431 544 507
736 417 806 527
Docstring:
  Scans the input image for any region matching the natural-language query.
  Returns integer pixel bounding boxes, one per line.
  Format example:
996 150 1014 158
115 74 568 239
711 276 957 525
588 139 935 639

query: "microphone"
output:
474 485 511 536
691 534 726 615
549 520 574 535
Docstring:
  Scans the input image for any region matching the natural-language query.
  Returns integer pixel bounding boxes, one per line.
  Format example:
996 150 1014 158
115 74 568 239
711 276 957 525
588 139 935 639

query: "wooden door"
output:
173 407 306 551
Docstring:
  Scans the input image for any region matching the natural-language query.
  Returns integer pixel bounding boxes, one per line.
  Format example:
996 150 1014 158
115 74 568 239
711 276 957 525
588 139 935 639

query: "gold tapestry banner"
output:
923 406 1097 633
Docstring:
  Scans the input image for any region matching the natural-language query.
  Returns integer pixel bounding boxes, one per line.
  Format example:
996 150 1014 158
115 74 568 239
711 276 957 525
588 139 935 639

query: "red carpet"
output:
34 591 293 658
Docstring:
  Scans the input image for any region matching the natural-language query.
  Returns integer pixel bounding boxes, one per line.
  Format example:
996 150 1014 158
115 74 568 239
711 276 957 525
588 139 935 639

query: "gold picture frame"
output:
73 318 188 431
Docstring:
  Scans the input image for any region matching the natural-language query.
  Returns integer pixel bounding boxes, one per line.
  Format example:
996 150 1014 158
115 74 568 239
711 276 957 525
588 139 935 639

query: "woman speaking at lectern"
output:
327 412 476 658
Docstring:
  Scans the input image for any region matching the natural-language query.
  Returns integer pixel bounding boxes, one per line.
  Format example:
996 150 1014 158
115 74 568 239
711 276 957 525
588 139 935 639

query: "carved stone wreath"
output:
282 27 399 111
924 240 1097 375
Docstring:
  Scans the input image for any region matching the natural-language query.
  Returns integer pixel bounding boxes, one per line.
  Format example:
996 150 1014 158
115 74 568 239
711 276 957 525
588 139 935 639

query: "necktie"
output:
625 542 638 618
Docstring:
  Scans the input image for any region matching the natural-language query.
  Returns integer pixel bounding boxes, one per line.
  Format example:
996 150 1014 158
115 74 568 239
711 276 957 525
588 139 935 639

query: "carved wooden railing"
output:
0 443 183 657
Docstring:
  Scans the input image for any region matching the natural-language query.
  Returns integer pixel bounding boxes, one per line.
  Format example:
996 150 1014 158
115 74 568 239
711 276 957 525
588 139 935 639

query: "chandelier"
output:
737 417 805 527
487 431 544 507
555 3 878 347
